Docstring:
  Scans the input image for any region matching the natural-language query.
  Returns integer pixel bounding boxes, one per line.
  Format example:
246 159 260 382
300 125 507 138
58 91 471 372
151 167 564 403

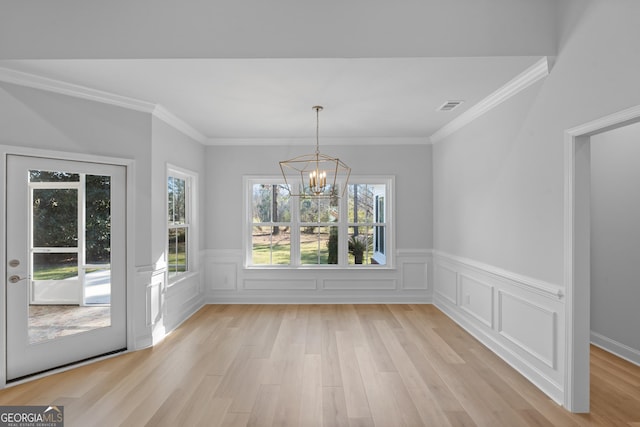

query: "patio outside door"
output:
6 155 127 381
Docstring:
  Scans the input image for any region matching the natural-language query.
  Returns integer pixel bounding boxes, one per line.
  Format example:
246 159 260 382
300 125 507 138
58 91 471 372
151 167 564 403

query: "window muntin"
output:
348 184 386 265
168 172 192 278
246 177 391 267
251 184 291 265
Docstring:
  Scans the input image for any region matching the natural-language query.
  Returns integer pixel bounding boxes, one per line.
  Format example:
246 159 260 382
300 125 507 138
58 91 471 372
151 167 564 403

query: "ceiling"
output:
0 56 543 143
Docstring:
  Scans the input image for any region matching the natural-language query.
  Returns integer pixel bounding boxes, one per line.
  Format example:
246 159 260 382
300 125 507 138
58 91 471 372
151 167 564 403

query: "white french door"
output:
6 155 127 381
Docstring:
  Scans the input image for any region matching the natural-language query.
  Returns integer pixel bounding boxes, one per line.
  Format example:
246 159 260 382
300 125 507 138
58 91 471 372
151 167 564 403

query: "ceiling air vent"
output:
437 100 464 112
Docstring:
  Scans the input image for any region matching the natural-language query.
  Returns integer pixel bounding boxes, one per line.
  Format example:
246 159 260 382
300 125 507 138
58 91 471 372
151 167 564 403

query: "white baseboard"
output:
206 291 432 305
591 331 640 367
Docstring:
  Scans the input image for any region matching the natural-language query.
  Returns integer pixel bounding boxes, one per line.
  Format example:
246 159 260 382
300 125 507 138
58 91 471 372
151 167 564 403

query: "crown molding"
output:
566 104 640 137
0 66 206 144
430 56 550 144
152 105 206 144
205 136 430 146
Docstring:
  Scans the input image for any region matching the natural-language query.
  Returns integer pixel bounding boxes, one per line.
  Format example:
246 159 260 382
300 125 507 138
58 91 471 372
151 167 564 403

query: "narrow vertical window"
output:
168 173 190 278
348 183 387 265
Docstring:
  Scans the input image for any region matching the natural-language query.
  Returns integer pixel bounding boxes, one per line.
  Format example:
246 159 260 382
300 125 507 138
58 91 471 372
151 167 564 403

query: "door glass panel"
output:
85 175 111 265
28 171 112 345
84 267 111 305
32 253 78 281
29 170 80 182
32 188 78 247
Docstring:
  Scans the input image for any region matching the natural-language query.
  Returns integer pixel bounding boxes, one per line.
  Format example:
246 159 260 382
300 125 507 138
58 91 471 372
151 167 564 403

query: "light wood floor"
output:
1 304 638 426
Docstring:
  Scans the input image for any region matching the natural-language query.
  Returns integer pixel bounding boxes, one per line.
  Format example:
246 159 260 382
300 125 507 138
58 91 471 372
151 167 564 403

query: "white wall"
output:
150 117 206 333
432 0 640 406
204 143 432 302
590 122 640 364
0 82 205 360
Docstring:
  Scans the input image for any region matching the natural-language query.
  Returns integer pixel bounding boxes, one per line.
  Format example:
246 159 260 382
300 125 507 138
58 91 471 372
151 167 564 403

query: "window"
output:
168 169 194 278
246 177 392 267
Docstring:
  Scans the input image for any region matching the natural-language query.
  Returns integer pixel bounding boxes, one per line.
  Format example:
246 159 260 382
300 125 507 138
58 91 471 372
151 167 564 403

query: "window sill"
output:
244 265 395 271
167 271 200 287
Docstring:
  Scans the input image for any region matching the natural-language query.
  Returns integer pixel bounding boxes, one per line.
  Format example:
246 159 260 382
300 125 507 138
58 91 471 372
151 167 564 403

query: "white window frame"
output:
167 165 197 282
244 175 394 268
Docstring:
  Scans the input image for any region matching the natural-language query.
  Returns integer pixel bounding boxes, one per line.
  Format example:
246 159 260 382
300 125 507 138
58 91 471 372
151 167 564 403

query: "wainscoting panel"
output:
245 278 317 290
432 251 565 405
322 278 396 290
459 273 494 328
146 270 165 327
401 261 429 290
209 262 237 290
498 290 556 368
165 272 204 333
434 262 458 305
203 249 431 303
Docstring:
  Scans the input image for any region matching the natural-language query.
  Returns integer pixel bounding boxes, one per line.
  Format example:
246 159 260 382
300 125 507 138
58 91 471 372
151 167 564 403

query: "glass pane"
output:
375 225 386 256
252 226 291 265
33 188 78 247
168 227 188 276
33 253 78 280
252 184 290 223
349 184 385 223
86 175 111 264
300 226 335 265
299 187 339 223
348 226 374 265
299 197 318 223
30 253 111 344
168 176 186 224
84 267 111 305
29 170 80 182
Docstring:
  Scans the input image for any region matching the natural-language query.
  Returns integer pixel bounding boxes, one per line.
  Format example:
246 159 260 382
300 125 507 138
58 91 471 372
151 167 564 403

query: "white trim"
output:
591 332 640 367
563 104 640 413
566 105 640 137
433 250 563 300
497 290 557 369
1 146 135 386
0 66 206 144
244 175 395 269
206 136 430 146
167 164 199 283
430 57 550 143
152 106 206 144
205 292 431 305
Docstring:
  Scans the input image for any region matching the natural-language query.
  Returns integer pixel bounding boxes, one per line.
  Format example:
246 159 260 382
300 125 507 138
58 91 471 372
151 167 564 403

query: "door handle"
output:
8 275 29 284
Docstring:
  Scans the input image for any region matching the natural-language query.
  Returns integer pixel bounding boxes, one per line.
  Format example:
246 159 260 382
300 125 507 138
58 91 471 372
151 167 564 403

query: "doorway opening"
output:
564 105 640 412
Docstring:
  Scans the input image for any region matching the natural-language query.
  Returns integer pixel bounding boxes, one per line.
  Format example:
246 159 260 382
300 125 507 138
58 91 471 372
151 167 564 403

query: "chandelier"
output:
279 106 351 198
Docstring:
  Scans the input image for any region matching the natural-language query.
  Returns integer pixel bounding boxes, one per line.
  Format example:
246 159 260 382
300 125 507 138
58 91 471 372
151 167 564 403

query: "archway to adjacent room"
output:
564 105 640 412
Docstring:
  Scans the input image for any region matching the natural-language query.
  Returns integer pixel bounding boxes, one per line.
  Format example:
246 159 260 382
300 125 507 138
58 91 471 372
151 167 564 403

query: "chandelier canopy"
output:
279 106 351 198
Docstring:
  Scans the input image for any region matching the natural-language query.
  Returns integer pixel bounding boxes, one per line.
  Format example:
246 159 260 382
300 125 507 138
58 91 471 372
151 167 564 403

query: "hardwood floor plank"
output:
0 304 638 426
322 386 350 427
373 319 453 426
321 319 343 387
335 331 370 419
298 354 323 427
354 345 404 427
247 384 280 427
